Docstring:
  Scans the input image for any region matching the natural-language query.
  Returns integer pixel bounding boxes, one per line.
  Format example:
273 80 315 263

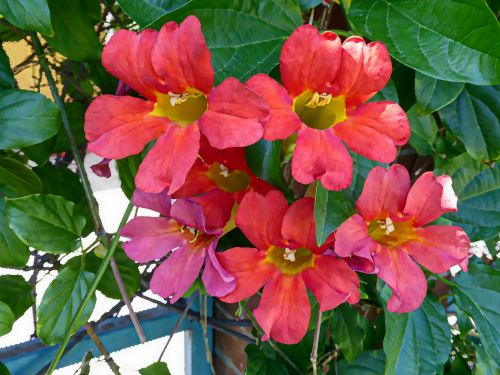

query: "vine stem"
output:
30 32 146 344
46 200 133 374
241 301 302 374
85 323 121 375
310 311 322 375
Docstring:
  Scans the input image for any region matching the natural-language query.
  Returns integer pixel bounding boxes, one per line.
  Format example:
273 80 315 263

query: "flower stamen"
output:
305 92 332 108
283 248 296 262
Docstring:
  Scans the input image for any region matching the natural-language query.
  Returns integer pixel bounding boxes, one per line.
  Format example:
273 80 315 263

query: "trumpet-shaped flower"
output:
121 189 235 301
173 137 273 230
218 190 359 344
85 16 269 195
247 25 409 190
335 165 470 313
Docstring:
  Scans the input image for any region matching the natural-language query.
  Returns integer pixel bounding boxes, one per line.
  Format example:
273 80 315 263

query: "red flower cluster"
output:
85 16 470 344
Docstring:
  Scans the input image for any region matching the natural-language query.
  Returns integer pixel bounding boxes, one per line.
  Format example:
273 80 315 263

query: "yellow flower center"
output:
206 162 250 193
368 217 416 248
265 246 314 276
293 90 347 130
152 88 207 126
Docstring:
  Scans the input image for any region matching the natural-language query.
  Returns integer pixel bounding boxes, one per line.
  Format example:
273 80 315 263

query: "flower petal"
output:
254 275 310 344
404 225 470 273
172 158 214 198
334 214 377 262
133 189 171 217
333 101 410 163
374 246 427 313
85 95 167 159
217 247 275 303
355 165 411 221
331 37 391 106
280 25 342 97
152 16 214 95
135 123 200 195
150 242 206 303
202 243 236 297
198 77 268 149
302 255 360 311
282 197 332 254
236 191 288 249
404 173 458 226
121 217 185 262
292 127 353 190
102 29 164 101
246 74 301 140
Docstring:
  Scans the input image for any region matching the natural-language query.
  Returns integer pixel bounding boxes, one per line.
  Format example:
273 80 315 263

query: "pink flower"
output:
335 165 470 313
121 189 235 302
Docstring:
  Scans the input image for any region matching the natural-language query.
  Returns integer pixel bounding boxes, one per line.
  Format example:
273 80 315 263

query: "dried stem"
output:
200 293 216 375
310 311 323 375
158 292 198 361
85 323 121 375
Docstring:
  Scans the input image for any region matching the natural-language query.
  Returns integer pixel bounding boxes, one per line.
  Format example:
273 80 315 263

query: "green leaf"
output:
314 182 354 246
330 304 369 363
67 248 140 300
440 155 499 241
78 350 94 375
245 344 290 375
0 275 33 318
349 0 500 85
440 85 500 162
406 105 438 156
0 89 61 149
37 267 96 345
0 46 14 89
5 194 86 253
337 350 385 375
369 79 399 103
0 157 42 197
453 263 500 367
0 300 14 336
0 0 53 35
246 139 290 195
0 362 10 375
0 197 29 267
34 164 84 204
45 0 101 61
475 341 499 375
116 154 142 199
139 362 171 375
415 72 464 115
118 0 302 83
384 297 451 375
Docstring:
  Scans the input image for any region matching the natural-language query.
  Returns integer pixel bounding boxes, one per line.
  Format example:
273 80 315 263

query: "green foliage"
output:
0 300 14 336
0 362 10 375
415 72 464 115
0 47 14 89
330 304 369 363
314 183 354 246
5 194 86 253
453 263 500 367
337 350 385 375
407 105 438 156
0 275 34 318
383 297 451 375
139 362 171 375
440 85 500 162
0 0 53 35
45 0 101 61
36 267 96 345
0 157 42 197
245 344 290 375
116 154 142 199
0 197 29 267
0 90 61 149
349 0 500 85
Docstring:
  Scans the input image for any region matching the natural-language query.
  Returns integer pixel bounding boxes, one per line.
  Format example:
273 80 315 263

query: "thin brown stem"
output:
200 293 216 375
85 323 121 375
311 311 323 375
